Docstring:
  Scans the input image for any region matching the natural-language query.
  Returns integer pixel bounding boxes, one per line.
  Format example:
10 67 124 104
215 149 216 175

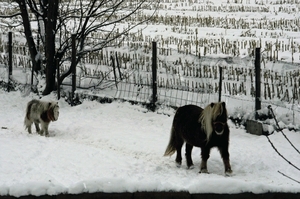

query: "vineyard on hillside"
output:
0 0 300 108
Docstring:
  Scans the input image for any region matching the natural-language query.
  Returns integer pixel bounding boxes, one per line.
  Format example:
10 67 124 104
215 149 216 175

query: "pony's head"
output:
199 102 228 142
47 102 59 122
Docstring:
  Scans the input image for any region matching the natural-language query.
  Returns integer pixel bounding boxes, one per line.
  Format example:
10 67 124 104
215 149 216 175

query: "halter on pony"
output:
213 121 227 135
48 104 59 121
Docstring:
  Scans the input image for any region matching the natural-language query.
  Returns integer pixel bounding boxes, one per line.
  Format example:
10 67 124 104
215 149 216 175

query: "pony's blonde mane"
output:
198 102 227 142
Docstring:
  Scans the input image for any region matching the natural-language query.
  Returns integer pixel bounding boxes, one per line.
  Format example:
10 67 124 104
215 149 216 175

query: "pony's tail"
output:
24 101 33 128
164 126 177 156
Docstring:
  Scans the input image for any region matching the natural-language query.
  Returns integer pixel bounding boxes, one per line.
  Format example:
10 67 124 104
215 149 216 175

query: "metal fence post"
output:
71 34 76 105
218 66 222 102
151 41 157 111
255 47 261 119
57 58 60 100
7 32 12 92
8 32 12 76
111 55 118 89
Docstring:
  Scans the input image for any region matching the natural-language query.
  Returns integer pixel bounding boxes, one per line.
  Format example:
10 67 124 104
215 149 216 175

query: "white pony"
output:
24 99 59 136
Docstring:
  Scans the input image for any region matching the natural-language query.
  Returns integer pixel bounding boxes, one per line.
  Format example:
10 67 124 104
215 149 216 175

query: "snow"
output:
0 89 300 197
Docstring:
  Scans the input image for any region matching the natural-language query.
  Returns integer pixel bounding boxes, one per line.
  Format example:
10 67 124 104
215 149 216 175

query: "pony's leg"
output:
41 122 49 136
34 122 40 133
218 147 232 175
185 143 194 169
175 139 184 167
24 117 33 134
27 122 33 134
200 147 211 173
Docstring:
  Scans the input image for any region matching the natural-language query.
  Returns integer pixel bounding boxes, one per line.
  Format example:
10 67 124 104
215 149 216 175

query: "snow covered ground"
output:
0 89 299 197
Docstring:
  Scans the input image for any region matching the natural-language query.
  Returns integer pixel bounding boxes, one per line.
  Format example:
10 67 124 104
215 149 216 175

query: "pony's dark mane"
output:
198 102 228 142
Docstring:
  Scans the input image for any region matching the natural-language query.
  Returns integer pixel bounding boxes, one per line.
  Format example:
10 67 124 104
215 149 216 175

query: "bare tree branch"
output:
0 13 21 18
4 0 159 94
278 171 300 184
266 135 300 171
268 105 300 154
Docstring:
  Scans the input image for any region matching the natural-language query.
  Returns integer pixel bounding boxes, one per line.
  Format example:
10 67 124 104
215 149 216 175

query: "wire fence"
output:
1 47 300 108
1 31 300 112
1 27 300 109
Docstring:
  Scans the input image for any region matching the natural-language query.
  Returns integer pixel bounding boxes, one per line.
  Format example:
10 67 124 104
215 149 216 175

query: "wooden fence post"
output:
71 34 76 105
255 47 261 119
151 41 157 111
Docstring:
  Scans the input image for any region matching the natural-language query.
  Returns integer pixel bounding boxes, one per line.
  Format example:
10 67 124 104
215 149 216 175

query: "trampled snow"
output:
0 90 299 197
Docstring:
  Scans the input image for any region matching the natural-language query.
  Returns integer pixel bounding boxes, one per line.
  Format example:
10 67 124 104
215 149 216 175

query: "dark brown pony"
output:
164 102 232 175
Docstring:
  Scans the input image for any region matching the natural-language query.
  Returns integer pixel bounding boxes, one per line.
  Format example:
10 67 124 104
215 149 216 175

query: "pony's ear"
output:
210 103 215 107
222 102 226 107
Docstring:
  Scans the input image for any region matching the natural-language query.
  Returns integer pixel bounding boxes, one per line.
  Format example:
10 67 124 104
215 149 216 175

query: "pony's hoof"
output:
176 162 181 168
187 165 194 170
200 169 209 174
225 169 233 176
